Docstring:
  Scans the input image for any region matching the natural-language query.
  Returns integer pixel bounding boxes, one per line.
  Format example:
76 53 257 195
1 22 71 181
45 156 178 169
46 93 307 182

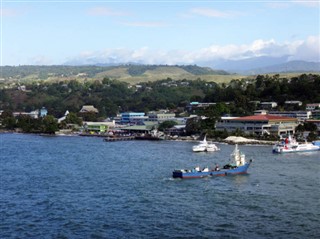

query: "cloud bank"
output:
65 36 319 66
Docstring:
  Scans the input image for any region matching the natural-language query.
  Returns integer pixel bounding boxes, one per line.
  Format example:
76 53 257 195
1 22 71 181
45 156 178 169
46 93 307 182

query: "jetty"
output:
103 136 135 142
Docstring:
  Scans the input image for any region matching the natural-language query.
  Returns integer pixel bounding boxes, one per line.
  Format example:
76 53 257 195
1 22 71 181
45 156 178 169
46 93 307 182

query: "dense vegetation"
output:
1 73 319 120
1 73 319 138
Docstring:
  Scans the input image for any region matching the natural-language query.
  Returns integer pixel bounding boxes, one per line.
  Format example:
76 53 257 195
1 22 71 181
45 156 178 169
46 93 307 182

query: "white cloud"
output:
292 0 320 8
87 7 128 16
189 7 242 18
66 36 320 65
289 35 320 62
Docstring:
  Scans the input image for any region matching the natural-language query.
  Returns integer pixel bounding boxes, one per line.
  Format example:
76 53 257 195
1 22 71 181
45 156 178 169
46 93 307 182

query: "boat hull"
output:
172 162 251 179
273 144 320 154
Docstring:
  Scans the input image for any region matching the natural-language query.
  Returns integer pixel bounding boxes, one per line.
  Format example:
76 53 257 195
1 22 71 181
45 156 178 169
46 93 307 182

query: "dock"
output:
103 136 136 142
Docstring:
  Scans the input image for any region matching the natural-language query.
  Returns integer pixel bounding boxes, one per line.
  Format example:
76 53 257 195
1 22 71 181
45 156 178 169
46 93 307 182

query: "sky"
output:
1 0 319 66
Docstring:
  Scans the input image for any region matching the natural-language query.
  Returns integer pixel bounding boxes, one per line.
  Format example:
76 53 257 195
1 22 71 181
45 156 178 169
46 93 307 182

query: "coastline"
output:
0 131 276 145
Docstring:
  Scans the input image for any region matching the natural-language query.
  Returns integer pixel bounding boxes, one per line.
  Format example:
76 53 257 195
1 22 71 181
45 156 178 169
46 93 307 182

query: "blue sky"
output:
1 0 319 66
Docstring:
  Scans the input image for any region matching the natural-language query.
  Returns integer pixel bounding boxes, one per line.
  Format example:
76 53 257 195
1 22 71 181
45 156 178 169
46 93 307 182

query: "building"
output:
79 105 99 113
268 111 312 121
120 112 147 124
147 111 176 123
306 103 320 111
186 102 217 112
259 102 278 110
284 101 302 107
121 122 158 134
216 115 298 136
83 121 115 133
39 107 48 117
311 110 320 119
254 110 268 115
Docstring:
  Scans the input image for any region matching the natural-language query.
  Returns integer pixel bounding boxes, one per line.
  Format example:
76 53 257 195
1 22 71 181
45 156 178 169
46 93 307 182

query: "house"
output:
215 114 298 136
39 107 48 117
306 103 320 111
254 110 268 115
79 105 99 113
259 102 277 110
285 101 302 106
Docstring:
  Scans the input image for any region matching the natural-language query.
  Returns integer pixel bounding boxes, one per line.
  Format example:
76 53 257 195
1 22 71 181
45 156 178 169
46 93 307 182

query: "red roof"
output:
232 115 296 121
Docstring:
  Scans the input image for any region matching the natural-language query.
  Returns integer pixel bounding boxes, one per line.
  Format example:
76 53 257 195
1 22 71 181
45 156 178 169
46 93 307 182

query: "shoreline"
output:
1 131 276 145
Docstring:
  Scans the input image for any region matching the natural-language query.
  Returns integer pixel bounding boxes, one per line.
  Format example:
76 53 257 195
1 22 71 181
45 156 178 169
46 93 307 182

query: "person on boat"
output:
202 167 209 172
285 138 289 144
215 164 220 171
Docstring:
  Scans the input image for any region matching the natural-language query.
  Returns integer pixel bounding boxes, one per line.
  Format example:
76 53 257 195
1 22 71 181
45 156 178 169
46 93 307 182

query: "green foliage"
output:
127 65 158 76
179 65 229 75
65 112 83 125
296 122 317 132
158 120 177 131
1 74 320 124
41 115 59 134
307 132 318 141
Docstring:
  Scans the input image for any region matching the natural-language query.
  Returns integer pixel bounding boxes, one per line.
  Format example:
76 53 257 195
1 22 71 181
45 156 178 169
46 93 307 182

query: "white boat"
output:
192 136 220 152
273 135 320 153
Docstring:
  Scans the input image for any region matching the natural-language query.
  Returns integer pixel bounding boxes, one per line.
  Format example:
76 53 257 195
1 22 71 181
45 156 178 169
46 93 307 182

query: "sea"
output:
1 133 319 239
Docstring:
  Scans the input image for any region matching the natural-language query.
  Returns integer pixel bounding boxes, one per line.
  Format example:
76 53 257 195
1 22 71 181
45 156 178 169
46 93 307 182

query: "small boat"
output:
273 135 320 153
173 144 252 179
192 136 220 152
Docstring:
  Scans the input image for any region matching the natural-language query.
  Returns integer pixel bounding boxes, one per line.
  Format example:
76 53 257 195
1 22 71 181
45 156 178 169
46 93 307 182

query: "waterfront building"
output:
215 114 298 136
120 112 147 124
83 121 115 133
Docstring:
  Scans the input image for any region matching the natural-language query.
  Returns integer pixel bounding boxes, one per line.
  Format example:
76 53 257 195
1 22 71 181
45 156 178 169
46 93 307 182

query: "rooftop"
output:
233 115 296 121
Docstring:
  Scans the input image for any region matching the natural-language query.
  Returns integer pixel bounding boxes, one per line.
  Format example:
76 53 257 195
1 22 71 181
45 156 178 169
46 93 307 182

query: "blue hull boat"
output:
172 145 252 179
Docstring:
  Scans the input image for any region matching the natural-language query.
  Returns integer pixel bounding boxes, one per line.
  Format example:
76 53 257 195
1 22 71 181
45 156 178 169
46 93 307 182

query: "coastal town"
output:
1 100 320 145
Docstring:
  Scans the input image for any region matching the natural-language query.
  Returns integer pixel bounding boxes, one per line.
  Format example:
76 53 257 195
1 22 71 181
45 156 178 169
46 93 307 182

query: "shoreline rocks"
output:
223 136 275 145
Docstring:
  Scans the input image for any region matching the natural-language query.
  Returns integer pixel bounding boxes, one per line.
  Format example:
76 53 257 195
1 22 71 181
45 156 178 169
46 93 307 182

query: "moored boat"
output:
273 135 320 153
173 144 252 179
192 136 220 152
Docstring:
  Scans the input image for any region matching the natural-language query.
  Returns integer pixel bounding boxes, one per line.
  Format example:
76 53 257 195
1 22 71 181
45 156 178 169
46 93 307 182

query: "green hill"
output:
0 64 235 86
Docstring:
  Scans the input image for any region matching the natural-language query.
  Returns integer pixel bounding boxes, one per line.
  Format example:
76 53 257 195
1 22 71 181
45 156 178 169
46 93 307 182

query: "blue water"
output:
1 133 319 238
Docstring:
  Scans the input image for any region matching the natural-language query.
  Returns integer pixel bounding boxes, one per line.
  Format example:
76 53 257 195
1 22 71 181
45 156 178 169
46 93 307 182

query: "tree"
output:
158 120 177 131
65 112 83 125
41 115 59 134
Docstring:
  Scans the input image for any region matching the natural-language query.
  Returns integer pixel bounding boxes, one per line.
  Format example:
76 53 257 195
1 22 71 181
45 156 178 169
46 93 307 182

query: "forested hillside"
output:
0 74 319 119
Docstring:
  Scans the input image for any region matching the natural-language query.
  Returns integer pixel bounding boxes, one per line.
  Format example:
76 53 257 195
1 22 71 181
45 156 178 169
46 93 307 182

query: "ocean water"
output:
1 133 319 239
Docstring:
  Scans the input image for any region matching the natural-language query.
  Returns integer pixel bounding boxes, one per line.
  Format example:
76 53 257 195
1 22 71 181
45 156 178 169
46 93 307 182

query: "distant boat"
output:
173 144 252 179
273 135 320 153
192 135 220 152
